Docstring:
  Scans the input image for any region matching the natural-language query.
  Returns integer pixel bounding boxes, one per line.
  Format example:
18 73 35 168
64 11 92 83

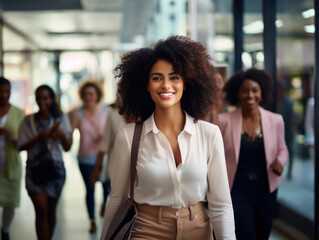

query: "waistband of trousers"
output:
134 202 205 224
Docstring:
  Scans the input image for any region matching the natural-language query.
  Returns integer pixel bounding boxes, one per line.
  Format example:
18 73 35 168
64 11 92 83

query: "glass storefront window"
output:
276 0 315 234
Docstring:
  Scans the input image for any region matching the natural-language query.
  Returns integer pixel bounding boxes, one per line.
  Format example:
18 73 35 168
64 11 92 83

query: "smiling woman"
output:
17 84 72 240
218 68 289 240
148 59 184 111
101 35 236 240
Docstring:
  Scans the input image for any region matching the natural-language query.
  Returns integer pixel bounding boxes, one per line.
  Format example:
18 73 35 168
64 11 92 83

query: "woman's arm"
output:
270 116 289 176
90 151 105 186
100 125 133 240
206 127 236 240
50 122 72 151
68 109 78 133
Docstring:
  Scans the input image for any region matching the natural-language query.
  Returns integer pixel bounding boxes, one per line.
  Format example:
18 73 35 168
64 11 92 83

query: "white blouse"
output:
101 113 235 240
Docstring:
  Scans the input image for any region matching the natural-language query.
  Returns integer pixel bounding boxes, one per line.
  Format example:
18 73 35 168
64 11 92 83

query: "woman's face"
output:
36 89 53 114
82 86 99 107
237 79 262 110
148 59 184 111
0 84 10 107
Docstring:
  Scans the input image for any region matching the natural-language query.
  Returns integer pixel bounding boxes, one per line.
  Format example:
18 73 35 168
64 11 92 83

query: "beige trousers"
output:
130 202 212 240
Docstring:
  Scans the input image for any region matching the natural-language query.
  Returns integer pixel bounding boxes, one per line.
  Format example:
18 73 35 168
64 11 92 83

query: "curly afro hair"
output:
114 35 218 122
223 68 273 107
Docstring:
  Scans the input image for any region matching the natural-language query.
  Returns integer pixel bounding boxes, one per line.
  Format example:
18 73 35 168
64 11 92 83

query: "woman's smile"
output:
148 59 184 110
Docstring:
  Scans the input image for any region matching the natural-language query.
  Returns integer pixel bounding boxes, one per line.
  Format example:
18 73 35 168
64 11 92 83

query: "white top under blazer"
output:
101 112 235 240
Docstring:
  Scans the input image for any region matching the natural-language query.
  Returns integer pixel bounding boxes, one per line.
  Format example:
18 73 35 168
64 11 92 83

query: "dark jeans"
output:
79 163 110 220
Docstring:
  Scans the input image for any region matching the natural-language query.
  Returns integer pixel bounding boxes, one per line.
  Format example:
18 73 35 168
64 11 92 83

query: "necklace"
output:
242 115 261 138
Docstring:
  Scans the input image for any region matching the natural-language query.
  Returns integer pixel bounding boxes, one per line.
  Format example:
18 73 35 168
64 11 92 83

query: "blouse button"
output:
175 211 180 217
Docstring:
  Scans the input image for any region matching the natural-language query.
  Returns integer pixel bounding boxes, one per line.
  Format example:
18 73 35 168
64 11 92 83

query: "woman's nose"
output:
161 78 170 89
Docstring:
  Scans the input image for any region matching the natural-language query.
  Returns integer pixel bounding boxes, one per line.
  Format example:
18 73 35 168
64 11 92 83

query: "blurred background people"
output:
277 81 295 180
218 68 289 240
69 80 110 233
90 101 126 203
0 77 25 240
17 84 72 240
205 69 225 124
304 97 314 159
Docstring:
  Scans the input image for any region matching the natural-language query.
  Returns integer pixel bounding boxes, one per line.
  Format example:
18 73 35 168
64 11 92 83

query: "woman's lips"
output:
158 92 175 99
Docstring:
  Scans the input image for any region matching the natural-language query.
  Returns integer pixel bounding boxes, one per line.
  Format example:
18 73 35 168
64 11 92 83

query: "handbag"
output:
104 122 143 240
29 114 59 184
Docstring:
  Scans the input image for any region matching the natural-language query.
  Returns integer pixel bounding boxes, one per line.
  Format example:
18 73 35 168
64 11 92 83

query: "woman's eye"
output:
241 89 248 94
152 76 162 81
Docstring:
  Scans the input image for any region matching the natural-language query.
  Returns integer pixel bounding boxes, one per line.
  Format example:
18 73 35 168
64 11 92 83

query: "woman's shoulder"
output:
195 119 221 136
7 105 25 122
260 107 284 122
9 104 25 114
19 114 34 129
117 122 136 137
218 108 240 124
113 122 136 147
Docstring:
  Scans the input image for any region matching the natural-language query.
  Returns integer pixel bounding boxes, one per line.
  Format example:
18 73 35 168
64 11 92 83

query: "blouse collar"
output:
143 112 195 136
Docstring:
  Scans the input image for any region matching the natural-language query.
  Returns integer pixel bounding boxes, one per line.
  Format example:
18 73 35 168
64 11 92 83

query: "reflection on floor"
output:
0 151 310 240
279 157 314 220
274 155 314 240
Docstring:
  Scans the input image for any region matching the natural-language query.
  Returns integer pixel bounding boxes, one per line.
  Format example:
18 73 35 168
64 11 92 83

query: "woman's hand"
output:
90 167 100 187
49 122 63 140
90 152 105 187
39 127 53 140
270 159 284 176
48 122 72 151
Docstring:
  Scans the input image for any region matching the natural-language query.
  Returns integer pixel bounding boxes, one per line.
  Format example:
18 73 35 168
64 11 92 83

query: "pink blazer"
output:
218 107 289 193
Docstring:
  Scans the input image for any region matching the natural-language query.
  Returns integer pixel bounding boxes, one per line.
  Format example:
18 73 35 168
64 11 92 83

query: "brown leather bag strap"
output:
130 122 143 200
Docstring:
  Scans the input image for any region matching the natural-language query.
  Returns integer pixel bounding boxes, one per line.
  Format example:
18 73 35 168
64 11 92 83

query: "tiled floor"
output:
1 146 313 240
7 150 106 240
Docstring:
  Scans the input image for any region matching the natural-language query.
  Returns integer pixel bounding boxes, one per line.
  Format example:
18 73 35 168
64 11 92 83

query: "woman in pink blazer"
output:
218 68 288 240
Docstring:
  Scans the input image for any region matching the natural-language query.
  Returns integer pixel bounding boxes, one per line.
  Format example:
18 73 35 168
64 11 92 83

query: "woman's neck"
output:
84 103 97 115
241 106 260 119
39 111 50 120
154 108 185 134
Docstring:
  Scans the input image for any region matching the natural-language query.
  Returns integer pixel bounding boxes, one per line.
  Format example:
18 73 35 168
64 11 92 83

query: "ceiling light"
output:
213 36 233 51
292 77 302 88
302 8 315 19
275 20 283 28
244 21 264 34
304 25 315 33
